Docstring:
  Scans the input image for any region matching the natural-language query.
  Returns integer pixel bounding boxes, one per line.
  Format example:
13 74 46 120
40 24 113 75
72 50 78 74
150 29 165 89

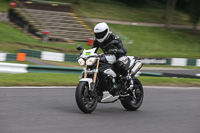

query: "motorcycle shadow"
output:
45 99 144 115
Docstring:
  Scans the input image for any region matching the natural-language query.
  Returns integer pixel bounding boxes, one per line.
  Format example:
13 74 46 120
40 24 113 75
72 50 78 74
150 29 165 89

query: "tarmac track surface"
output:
0 86 200 133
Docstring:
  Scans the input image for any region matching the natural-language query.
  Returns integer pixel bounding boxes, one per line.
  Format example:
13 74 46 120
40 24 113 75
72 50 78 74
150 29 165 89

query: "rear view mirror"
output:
77 45 83 51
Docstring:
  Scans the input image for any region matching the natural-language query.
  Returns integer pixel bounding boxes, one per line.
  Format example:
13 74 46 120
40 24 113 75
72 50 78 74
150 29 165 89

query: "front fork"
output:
81 57 100 91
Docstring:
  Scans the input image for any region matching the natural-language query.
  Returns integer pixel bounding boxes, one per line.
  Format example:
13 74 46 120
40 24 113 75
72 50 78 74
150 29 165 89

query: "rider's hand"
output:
107 49 117 54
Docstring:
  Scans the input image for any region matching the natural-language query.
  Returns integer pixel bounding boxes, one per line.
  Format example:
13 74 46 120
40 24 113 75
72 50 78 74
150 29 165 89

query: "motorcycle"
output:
75 45 144 113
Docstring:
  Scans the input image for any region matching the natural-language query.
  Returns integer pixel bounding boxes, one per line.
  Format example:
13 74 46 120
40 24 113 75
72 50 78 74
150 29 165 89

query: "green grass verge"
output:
0 73 199 87
0 73 79 86
108 24 200 58
138 76 200 87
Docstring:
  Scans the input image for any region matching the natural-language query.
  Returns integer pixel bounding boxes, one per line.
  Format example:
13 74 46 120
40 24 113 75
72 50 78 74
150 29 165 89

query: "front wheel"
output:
75 81 98 113
120 77 144 111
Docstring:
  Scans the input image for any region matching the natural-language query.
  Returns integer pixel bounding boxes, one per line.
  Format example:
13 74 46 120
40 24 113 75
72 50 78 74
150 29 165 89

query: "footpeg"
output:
127 84 134 93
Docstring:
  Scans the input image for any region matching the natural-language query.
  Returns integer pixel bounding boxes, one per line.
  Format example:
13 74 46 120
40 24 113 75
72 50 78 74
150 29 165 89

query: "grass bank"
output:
1 22 200 59
0 73 199 87
0 22 88 54
0 0 9 12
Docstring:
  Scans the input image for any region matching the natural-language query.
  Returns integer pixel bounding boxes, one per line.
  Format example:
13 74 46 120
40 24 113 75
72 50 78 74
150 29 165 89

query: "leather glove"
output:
108 49 117 54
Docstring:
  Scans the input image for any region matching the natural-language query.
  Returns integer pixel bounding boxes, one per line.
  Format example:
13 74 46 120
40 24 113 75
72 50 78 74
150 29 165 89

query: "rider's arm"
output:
107 34 127 55
92 39 99 53
115 39 127 55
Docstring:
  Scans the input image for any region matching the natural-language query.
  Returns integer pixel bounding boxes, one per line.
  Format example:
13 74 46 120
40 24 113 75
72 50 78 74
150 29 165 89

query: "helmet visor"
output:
94 29 108 39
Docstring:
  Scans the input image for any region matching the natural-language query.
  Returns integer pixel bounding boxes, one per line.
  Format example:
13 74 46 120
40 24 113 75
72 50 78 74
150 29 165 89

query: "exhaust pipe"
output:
131 61 143 76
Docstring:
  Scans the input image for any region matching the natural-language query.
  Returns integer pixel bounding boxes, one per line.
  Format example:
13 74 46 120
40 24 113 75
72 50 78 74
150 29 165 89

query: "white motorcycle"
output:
75 45 144 113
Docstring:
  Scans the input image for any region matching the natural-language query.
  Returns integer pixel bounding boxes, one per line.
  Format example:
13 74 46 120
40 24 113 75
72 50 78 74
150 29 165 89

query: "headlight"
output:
86 57 97 66
78 58 85 66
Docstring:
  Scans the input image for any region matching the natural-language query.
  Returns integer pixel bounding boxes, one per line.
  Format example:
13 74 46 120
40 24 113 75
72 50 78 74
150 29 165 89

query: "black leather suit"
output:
92 33 127 59
92 33 128 75
92 33 128 94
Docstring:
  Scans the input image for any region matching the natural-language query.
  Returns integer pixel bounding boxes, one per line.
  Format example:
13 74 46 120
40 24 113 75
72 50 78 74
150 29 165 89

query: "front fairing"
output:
80 48 98 58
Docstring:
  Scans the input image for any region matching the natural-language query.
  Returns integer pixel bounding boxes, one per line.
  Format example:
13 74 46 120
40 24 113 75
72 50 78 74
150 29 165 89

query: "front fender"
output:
79 78 94 91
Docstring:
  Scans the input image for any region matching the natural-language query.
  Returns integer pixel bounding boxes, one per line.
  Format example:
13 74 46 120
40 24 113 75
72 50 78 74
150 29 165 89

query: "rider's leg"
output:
116 58 134 91
96 73 104 101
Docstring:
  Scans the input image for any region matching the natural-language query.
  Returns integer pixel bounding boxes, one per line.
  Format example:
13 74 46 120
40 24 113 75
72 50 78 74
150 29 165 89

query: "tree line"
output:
73 0 199 31
117 0 200 32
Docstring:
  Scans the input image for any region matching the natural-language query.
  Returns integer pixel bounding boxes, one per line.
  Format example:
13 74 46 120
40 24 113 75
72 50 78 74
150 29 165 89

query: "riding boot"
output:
97 89 103 102
109 83 118 96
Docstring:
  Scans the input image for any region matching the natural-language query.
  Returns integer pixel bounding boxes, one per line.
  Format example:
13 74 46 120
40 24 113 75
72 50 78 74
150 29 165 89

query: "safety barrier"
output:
138 71 200 79
27 65 82 74
0 53 26 61
0 53 7 61
0 63 199 79
21 49 200 66
141 58 200 67
41 51 65 62
0 62 28 73
0 62 82 74
20 49 41 58
137 72 163 77
166 58 200 67
20 48 78 62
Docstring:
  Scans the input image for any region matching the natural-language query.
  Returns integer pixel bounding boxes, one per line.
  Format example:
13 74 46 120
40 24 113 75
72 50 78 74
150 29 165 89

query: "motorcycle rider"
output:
92 22 133 97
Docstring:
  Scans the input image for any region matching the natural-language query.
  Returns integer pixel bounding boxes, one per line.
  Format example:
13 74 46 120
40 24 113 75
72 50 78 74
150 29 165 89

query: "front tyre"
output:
75 81 98 113
120 77 144 111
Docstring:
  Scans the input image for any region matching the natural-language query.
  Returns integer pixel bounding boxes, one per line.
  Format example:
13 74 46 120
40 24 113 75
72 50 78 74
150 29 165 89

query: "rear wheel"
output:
120 77 144 111
75 81 98 113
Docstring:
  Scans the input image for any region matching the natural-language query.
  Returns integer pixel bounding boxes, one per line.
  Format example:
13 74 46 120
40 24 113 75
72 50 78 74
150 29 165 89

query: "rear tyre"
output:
75 81 98 113
120 77 144 111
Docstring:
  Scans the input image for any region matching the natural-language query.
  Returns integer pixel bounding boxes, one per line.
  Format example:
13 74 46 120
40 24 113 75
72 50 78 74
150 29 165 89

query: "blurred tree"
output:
189 0 200 32
117 0 147 6
73 0 80 5
165 0 177 29
176 0 189 12
162 0 170 20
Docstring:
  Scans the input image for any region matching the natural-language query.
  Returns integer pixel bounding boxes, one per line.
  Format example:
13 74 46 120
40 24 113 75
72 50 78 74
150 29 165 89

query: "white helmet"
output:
94 22 110 43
